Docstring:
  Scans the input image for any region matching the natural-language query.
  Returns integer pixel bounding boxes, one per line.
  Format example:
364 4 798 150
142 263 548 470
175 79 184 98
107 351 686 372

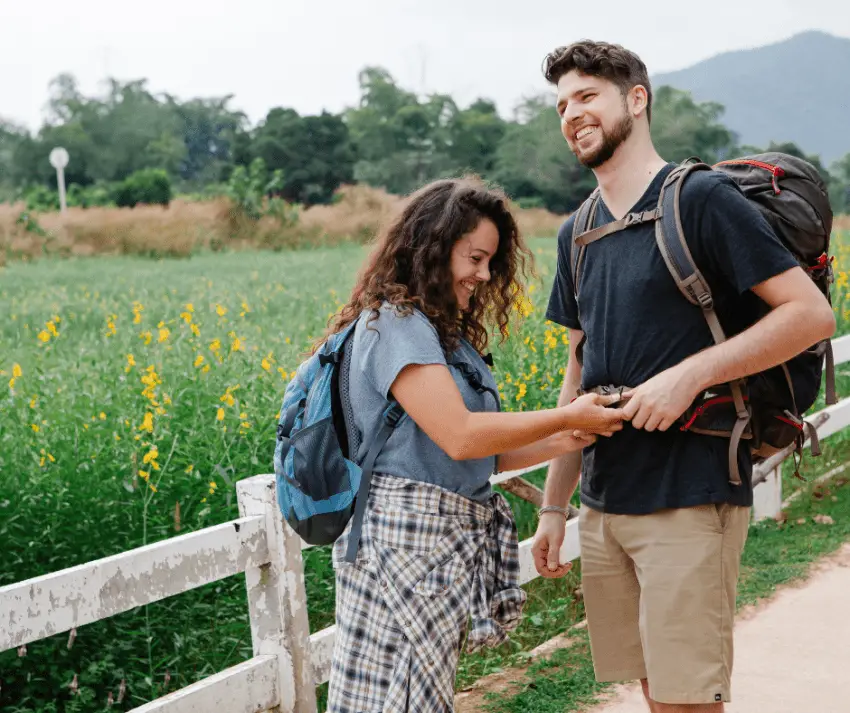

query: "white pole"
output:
57 166 67 213
49 147 70 214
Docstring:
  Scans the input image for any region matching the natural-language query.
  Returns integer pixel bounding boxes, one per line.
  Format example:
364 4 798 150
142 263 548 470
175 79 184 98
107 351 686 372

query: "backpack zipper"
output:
715 159 785 195
680 395 738 431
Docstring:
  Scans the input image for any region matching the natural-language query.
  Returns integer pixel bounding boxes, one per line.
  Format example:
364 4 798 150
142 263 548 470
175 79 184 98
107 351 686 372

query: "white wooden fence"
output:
3 334 850 712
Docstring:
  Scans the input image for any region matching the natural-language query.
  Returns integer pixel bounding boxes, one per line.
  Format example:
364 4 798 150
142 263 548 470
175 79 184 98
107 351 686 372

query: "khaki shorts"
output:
579 502 750 705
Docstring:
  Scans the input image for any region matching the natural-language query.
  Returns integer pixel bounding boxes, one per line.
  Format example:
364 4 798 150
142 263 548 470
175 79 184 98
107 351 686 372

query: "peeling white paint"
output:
1 515 267 652
128 655 278 713
237 475 318 713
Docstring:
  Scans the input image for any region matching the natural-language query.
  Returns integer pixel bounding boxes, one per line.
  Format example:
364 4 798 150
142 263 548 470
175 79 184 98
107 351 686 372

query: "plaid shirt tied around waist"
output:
327 473 527 712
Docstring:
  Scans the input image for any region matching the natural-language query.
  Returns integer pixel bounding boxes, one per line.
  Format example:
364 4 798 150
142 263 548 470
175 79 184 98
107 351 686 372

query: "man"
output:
530 40 836 712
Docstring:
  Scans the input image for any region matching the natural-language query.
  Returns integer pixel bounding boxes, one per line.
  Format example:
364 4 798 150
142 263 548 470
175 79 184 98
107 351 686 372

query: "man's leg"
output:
578 506 648 686
609 502 750 708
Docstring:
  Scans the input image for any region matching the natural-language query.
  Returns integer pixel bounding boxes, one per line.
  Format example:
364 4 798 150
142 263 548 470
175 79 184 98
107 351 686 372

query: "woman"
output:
322 176 623 712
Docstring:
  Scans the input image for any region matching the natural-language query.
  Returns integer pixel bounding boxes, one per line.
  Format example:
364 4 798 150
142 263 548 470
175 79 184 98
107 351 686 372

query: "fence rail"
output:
3 334 849 712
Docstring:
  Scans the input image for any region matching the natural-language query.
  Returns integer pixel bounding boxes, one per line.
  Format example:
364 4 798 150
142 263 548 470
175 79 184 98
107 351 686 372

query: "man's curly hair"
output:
542 40 653 124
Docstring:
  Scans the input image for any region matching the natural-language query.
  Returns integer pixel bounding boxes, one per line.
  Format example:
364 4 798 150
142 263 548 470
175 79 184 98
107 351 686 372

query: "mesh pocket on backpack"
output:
289 416 351 502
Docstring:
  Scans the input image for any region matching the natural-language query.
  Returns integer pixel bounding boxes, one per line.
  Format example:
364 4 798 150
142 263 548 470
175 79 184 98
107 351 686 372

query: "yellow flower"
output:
191 323 200 337
185 464 194 473
140 330 153 345
143 447 159 465
530 364 538 374
260 357 272 372
209 481 217 490
149 483 158 493
185 303 194 313
47 321 59 337
231 336 244 352
31 424 40 433
99 412 106 420
29 396 37 408
139 470 150 481
180 311 192 324
158 327 170 343
516 383 528 400
838 272 849 289
139 413 154 432
202 364 210 374
12 364 22 379
194 355 205 368
215 304 227 317
216 407 225 421
47 453 55 463
37 330 50 343
126 354 136 373
209 338 221 352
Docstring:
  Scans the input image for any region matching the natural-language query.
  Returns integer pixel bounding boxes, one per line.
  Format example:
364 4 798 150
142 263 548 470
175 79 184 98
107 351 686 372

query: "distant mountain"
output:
651 31 850 165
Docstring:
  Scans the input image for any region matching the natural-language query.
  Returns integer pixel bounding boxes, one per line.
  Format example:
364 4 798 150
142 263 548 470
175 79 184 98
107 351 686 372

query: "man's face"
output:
556 70 635 169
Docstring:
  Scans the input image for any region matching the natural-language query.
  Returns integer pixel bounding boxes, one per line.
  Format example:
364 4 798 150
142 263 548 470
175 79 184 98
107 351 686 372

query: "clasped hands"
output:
566 362 703 443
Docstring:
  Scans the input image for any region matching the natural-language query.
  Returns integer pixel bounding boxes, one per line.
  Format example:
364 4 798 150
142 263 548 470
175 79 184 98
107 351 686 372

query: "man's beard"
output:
574 112 634 169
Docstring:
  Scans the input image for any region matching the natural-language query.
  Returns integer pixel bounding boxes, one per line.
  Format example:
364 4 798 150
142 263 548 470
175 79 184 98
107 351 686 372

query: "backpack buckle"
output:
696 291 714 309
382 403 405 427
318 352 341 367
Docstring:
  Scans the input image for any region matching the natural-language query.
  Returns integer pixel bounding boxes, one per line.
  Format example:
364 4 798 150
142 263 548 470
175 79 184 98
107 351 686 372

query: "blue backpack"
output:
273 319 405 563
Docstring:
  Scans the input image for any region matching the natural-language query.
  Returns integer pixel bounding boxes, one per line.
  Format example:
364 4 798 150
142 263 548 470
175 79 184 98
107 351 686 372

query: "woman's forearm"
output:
451 408 570 460
496 432 578 472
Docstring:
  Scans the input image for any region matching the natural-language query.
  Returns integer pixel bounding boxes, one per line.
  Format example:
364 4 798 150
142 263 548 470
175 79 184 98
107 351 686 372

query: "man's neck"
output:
593 139 668 219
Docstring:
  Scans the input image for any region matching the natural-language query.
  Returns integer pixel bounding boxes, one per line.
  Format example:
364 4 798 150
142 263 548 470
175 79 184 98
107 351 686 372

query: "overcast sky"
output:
1 0 847 131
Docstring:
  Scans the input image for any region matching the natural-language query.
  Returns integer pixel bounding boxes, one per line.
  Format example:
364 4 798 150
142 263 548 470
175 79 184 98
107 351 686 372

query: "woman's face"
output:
450 217 499 311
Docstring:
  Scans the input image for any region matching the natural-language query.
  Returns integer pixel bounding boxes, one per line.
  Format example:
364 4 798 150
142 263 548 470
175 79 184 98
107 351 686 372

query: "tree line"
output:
1 68 849 214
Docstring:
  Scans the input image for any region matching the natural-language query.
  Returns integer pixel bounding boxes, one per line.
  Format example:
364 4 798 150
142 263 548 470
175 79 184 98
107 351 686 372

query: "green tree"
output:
345 67 458 194
0 118 28 196
828 152 850 214
650 86 736 164
447 99 506 175
492 95 595 214
250 108 355 206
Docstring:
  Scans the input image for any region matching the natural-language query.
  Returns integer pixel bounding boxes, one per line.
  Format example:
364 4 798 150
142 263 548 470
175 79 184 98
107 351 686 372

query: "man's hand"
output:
621 362 704 432
531 513 573 578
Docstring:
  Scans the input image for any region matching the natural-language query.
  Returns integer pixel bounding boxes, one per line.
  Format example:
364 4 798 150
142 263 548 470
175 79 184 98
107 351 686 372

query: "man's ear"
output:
630 85 649 118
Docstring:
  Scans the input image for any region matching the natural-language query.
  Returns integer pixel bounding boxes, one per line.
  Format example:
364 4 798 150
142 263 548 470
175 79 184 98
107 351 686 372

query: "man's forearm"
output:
542 362 583 508
687 300 835 393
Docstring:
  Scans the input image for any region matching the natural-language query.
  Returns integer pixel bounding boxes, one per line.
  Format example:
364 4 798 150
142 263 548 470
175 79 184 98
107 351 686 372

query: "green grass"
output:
1 232 850 712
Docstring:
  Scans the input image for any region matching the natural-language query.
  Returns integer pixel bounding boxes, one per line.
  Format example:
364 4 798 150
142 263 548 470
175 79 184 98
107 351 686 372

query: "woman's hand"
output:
559 392 627 434
559 430 597 451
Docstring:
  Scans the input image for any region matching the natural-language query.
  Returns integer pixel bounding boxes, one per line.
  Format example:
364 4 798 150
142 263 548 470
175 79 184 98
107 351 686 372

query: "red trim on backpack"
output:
775 414 804 431
715 159 785 195
680 395 737 431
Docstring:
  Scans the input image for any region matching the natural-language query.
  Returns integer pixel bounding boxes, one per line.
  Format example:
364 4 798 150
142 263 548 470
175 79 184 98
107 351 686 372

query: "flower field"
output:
1 229 849 711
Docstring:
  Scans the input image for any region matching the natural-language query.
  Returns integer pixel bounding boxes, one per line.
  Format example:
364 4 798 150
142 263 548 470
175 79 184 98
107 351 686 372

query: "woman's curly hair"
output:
317 175 534 356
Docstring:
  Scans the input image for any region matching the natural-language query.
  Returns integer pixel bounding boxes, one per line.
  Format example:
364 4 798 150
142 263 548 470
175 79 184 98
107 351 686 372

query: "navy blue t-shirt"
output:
546 162 798 515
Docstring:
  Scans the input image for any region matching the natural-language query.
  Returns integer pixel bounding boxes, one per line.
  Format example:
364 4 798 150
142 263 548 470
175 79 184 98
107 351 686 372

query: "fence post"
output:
237 474 318 713
752 466 783 522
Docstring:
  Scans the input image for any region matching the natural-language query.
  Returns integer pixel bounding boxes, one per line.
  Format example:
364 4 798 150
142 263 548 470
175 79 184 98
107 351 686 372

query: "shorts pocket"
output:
707 502 731 533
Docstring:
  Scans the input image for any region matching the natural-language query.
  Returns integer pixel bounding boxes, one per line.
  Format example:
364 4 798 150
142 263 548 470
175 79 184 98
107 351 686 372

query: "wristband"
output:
538 505 570 521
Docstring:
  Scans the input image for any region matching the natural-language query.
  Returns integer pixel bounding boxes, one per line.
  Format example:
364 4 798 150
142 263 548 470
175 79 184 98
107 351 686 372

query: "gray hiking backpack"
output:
570 153 836 484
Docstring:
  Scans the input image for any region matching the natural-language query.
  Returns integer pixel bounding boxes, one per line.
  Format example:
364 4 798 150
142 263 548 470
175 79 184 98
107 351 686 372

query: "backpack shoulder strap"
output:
570 189 600 300
655 162 722 335
657 161 750 485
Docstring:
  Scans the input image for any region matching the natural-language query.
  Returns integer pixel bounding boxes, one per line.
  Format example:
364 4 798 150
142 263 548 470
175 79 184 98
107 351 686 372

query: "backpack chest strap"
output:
574 208 662 247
